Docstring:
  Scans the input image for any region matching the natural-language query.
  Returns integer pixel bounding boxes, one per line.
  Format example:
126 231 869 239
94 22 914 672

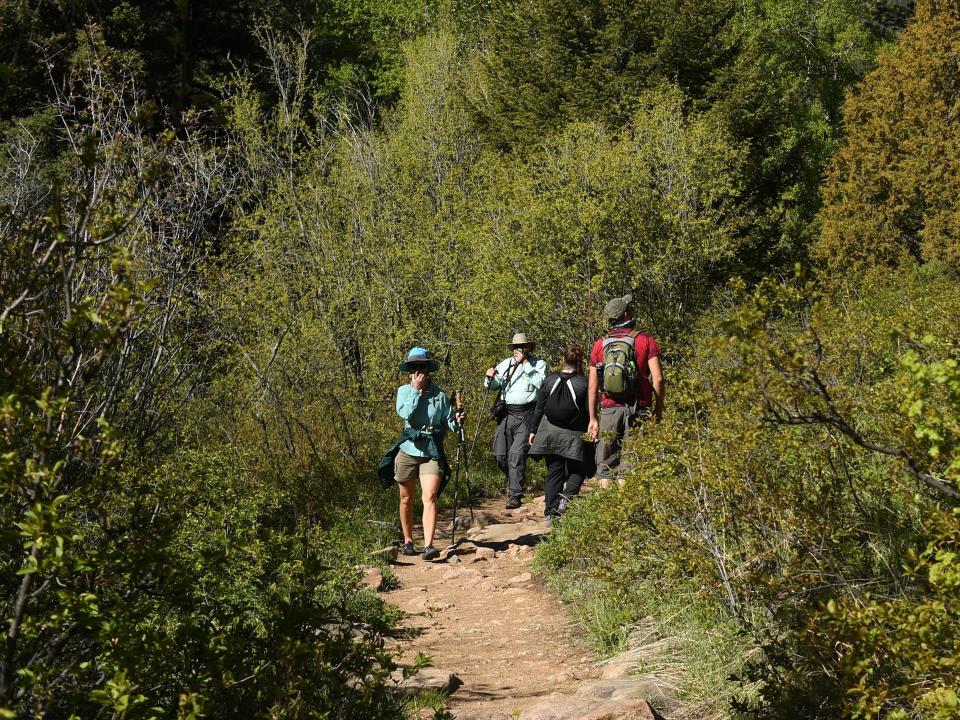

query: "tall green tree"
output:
815 0 960 275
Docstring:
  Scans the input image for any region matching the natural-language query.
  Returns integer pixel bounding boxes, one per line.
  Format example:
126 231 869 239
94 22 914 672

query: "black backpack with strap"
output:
543 374 581 426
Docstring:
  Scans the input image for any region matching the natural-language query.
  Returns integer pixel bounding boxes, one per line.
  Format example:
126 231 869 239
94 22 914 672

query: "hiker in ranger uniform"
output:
485 333 547 509
588 294 665 487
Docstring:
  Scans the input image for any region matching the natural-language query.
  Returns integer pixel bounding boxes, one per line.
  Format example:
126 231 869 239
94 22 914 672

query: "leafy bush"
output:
0 54 407 716
536 264 960 718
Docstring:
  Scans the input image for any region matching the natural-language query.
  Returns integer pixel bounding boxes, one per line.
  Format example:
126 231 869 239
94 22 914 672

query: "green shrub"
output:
536 264 960 718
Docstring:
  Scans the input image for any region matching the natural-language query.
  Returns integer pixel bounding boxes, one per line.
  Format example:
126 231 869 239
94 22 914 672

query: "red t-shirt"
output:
590 328 661 408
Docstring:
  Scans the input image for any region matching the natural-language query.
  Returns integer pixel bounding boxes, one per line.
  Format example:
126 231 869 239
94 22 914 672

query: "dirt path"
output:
383 494 601 719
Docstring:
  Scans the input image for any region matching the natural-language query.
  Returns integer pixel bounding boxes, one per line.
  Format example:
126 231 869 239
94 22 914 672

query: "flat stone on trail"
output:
474 546 496 560
508 572 532 584
452 710 511 720
391 667 462 694
576 678 668 703
519 697 656 720
467 520 544 545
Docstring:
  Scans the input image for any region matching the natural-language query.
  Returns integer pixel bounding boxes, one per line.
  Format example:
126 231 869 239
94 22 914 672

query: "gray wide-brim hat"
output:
399 346 440 372
603 293 633 321
507 332 535 349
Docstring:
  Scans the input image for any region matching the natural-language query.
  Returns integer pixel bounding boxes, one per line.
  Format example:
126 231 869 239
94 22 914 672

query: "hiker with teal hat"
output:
387 346 461 561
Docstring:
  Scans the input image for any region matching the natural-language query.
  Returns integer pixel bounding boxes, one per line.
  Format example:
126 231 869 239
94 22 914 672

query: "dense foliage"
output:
2 0 957 716
0 43 405 718
816 0 960 274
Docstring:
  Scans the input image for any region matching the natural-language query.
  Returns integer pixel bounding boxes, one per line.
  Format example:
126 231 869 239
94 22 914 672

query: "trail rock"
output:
453 711 511 720
475 547 496 560
450 511 499 531
443 567 467 580
462 578 483 589
599 647 650 679
504 543 535 558
519 697 656 720
360 567 385 591
369 545 399 562
448 540 481 554
451 515 474 531
576 678 668 704
467 520 544 545
392 667 462 694
508 572 532 584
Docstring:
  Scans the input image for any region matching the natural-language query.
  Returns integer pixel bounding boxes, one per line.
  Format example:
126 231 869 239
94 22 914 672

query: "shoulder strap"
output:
565 378 579 412
548 376 563 396
494 359 520 404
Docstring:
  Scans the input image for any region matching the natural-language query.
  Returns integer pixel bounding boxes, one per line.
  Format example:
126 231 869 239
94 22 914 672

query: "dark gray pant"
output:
493 410 532 499
596 405 649 481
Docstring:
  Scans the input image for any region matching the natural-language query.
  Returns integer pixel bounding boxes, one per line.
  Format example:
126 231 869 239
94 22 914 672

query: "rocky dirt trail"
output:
369 493 667 720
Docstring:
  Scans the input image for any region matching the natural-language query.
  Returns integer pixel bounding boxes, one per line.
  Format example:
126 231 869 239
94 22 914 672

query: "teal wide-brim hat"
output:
399 346 439 372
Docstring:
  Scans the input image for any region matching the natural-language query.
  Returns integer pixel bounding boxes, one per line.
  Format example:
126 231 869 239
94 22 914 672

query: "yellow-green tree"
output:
815 0 960 275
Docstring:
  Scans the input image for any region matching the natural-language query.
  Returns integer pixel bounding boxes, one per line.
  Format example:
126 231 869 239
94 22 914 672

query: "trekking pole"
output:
450 433 462 547
468 383 491 464
456 390 475 526
460 437 476 528
449 390 467 546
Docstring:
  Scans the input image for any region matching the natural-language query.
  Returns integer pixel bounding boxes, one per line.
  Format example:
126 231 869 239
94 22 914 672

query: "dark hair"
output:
563 345 584 372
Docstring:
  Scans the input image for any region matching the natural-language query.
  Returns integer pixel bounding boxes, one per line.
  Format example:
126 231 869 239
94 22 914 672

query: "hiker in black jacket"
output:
528 346 590 520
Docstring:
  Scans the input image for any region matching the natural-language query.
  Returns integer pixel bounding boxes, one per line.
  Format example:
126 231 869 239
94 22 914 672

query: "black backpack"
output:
544 376 580 426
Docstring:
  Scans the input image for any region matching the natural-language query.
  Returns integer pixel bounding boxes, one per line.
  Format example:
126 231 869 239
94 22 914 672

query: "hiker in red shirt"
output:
587 293 665 487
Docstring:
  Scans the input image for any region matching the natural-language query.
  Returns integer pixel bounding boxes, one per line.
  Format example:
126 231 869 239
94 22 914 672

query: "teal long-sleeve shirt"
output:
395 383 456 457
483 356 547 405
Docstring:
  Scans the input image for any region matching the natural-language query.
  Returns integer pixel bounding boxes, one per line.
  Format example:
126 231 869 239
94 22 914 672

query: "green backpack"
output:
601 330 641 402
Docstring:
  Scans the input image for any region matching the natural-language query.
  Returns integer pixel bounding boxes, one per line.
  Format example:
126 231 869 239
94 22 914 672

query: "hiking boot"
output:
400 541 417 556
421 545 440 561
505 497 522 510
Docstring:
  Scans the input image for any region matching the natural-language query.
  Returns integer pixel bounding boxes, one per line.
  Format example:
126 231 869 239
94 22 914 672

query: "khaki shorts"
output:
395 450 441 483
